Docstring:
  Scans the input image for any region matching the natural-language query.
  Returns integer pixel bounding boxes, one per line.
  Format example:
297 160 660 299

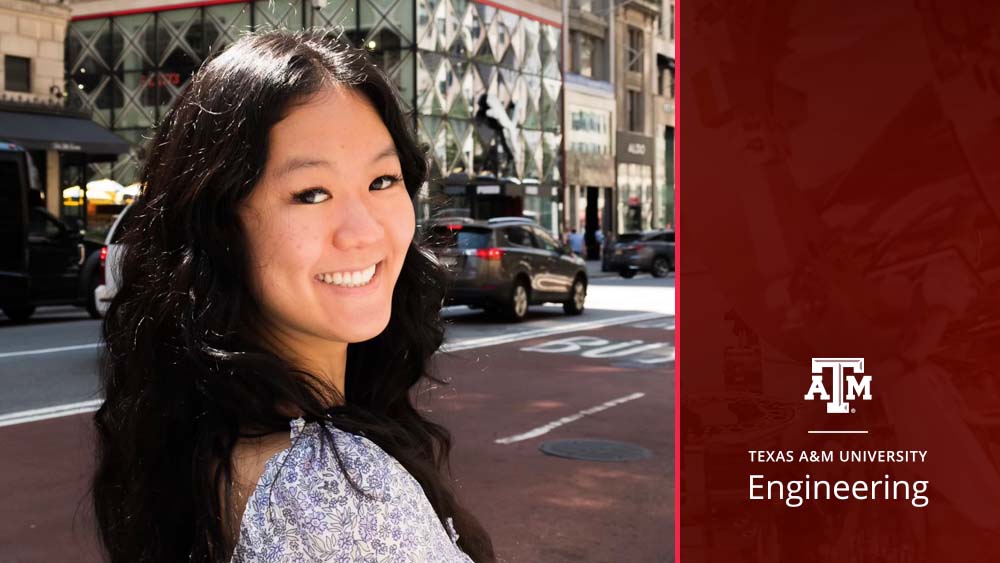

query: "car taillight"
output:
475 248 504 260
99 246 108 285
627 243 645 251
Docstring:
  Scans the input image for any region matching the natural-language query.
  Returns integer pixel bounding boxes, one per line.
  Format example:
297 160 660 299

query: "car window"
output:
643 231 675 243
426 225 492 249
28 208 63 238
503 226 536 248
532 228 561 252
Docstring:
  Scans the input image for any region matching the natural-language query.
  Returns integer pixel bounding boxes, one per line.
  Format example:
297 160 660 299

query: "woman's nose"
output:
331 196 384 250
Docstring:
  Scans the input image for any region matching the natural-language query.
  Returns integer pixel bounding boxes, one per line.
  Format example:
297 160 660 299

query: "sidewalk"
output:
586 259 617 279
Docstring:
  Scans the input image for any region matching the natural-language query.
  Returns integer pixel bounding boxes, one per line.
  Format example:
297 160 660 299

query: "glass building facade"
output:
67 0 563 225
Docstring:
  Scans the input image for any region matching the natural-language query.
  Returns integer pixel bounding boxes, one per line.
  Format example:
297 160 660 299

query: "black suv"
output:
605 229 675 278
0 142 103 322
422 217 588 322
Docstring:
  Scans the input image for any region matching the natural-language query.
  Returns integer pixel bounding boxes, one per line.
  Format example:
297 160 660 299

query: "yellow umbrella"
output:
83 179 123 203
63 179 123 206
115 182 142 204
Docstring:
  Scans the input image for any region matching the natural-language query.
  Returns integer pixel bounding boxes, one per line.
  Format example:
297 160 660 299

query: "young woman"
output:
92 30 495 562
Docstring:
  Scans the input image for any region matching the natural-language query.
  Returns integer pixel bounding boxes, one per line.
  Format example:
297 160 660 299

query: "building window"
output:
627 27 643 72
627 89 643 132
657 60 665 96
657 56 675 97
570 108 611 154
5 56 31 93
668 60 675 98
670 1 675 40
579 34 594 78
572 32 604 80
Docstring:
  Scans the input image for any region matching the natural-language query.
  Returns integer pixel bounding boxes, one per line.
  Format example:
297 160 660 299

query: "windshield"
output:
425 225 493 250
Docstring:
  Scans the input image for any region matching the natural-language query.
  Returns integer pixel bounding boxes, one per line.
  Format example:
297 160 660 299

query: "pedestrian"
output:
595 230 605 255
568 228 585 255
91 30 494 563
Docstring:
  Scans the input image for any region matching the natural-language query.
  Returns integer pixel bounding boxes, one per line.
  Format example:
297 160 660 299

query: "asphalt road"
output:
0 273 673 562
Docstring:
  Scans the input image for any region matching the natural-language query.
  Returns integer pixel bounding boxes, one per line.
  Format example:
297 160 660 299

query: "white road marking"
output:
441 312 665 352
0 312 665 359
494 392 646 445
0 311 667 428
630 318 674 330
0 399 103 429
0 343 101 359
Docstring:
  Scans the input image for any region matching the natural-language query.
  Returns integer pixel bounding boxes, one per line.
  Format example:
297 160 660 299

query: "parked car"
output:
602 232 643 272
422 216 588 322
0 142 104 322
93 202 134 317
607 229 674 278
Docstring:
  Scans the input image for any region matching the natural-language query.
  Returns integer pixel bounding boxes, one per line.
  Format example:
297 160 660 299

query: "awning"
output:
0 110 131 161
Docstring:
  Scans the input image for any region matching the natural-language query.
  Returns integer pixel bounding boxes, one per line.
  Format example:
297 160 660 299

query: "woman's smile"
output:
313 260 384 294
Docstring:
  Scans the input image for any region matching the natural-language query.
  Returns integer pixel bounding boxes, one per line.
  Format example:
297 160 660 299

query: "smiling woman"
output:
238 87 414 390
92 30 495 562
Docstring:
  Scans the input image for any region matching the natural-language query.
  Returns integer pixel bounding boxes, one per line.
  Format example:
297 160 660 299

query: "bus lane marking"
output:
494 392 646 445
521 335 672 364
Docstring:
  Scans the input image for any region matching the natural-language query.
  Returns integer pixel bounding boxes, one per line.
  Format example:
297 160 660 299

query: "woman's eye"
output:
370 174 403 191
293 188 331 204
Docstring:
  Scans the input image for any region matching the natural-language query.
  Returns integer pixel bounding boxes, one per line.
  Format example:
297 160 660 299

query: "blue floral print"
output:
231 418 473 562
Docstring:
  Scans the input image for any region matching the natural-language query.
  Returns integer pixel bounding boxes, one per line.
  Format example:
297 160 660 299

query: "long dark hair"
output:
93 29 494 562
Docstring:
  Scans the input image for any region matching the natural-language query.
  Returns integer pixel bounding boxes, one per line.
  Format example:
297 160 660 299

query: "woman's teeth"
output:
316 263 378 288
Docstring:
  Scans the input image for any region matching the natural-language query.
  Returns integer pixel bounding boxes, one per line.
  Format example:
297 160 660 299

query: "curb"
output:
584 260 618 280
588 271 618 280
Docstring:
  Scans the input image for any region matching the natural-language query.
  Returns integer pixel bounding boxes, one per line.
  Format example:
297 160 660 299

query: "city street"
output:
0 270 673 562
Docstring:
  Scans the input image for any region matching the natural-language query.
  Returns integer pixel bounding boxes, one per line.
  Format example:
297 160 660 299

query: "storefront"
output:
658 124 674 229
0 103 130 237
565 78 615 258
67 0 565 232
616 130 654 233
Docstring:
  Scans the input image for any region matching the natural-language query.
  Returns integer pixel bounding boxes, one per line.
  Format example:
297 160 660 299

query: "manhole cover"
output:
539 439 653 462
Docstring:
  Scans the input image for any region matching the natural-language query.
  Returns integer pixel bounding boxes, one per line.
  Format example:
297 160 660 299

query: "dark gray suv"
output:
423 217 588 322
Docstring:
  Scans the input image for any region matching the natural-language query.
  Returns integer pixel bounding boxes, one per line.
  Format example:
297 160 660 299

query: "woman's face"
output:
239 87 415 347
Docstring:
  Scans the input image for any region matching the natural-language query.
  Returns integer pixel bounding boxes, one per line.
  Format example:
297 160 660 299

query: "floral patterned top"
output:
230 417 474 562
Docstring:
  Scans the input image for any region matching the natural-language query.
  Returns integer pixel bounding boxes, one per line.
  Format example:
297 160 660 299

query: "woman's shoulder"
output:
231 429 293 498
230 418 472 562
248 418 403 499
231 419 371 501
225 424 294 541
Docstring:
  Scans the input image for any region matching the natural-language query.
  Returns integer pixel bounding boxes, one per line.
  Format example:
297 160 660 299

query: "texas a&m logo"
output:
804 358 872 414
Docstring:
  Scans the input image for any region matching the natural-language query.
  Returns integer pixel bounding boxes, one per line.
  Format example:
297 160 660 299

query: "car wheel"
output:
620 269 637 279
2 305 36 323
563 277 586 315
651 256 671 278
503 279 530 322
85 274 102 319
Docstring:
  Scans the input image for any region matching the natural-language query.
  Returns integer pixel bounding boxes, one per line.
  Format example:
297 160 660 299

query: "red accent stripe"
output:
72 0 562 28
674 0 680 562
72 0 247 21
471 0 562 28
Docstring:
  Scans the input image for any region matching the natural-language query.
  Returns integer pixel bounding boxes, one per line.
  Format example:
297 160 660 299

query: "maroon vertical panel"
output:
679 0 1000 560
